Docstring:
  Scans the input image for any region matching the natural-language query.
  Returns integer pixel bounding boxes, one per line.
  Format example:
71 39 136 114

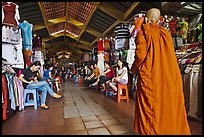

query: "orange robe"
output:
131 23 191 135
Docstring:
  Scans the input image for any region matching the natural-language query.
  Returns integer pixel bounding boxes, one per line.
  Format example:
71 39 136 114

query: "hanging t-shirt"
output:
115 24 130 39
2 38 24 69
116 66 128 82
110 51 120 62
33 50 43 62
2 2 20 26
104 52 109 62
115 38 129 50
104 38 110 51
110 38 115 50
2 25 21 45
126 49 135 69
19 21 33 50
97 52 104 74
32 36 42 49
169 19 177 36
97 39 104 53
129 37 136 49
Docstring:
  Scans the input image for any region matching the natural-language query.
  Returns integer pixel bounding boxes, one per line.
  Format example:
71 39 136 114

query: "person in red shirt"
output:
90 62 114 91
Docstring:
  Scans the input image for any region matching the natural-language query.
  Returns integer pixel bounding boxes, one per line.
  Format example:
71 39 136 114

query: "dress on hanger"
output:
2 2 20 26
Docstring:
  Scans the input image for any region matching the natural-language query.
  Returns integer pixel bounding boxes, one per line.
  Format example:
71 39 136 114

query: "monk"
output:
130 8 191 135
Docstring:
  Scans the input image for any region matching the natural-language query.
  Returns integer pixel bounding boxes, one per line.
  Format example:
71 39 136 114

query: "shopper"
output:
84 64 94 85
109 59 128 95
60 66 67 82
87 63 100 86
90 62 114 91
44 64 61 92
19 61 62 109
130 8 190 135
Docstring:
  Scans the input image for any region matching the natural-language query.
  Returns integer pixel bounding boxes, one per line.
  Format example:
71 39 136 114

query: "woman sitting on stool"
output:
90 62 115 91
109 59 128 95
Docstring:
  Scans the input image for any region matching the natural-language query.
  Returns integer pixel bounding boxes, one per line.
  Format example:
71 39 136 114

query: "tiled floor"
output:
2 81 202 135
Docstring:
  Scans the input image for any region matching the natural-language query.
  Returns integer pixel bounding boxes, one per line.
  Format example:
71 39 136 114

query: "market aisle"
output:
2 81 202 135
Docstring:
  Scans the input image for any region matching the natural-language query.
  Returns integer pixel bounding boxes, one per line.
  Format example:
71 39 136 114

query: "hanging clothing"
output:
19 21 33 50
115 38 129 50
104 38 110 51
97 39 104 53
2 40 24 69
129 37 136 49
115 23 130 39
97 53 104 74
2 25 21 44
178 21 188 39
5 74 16 110
126 49 135 69
23 49 32 68
2 74 8 120
33 50 44 65
2 2 20 26
169 18 177 36
131 23 190 135
104 52 109 62
32 36 42 49
14 76 25 111
110 39 115 50
188 65 200 119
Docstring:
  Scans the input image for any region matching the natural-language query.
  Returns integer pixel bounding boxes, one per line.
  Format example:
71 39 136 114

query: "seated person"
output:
86 63 100 86
60 66 67 82
84 64 94 85
19 61 62 109
90 62 115 91
44 64 61 92
71 68 77 81
109 59 128 95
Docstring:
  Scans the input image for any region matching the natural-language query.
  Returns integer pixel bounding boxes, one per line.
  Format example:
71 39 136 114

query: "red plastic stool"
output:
117 84 129 103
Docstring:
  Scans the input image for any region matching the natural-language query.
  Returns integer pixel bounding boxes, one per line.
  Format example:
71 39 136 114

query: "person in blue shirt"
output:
44 64 61 92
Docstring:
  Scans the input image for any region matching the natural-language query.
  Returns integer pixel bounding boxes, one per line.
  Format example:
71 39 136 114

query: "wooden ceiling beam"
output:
95 2 124 20
37 2 52 43
123 2 140 20
64 2 69 36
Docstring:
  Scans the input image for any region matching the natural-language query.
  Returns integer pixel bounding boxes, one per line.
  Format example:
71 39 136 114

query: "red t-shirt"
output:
106 67 114 78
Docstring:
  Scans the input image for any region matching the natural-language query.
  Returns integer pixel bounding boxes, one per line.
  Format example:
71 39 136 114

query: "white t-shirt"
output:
2 38 24 69
116 66 128 81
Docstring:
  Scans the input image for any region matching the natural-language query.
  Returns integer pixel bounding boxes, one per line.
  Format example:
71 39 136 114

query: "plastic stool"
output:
77 78 83 87
117 84 129 103
23 89 40 109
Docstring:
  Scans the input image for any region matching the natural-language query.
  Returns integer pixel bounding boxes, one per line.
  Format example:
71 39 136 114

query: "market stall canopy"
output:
15 2 201 62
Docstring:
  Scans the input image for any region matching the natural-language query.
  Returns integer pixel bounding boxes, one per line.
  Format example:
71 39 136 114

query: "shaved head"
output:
146 8 161 23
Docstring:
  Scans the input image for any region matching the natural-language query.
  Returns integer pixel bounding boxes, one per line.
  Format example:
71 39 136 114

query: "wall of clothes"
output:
176 41 202 121
2 2 45 120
